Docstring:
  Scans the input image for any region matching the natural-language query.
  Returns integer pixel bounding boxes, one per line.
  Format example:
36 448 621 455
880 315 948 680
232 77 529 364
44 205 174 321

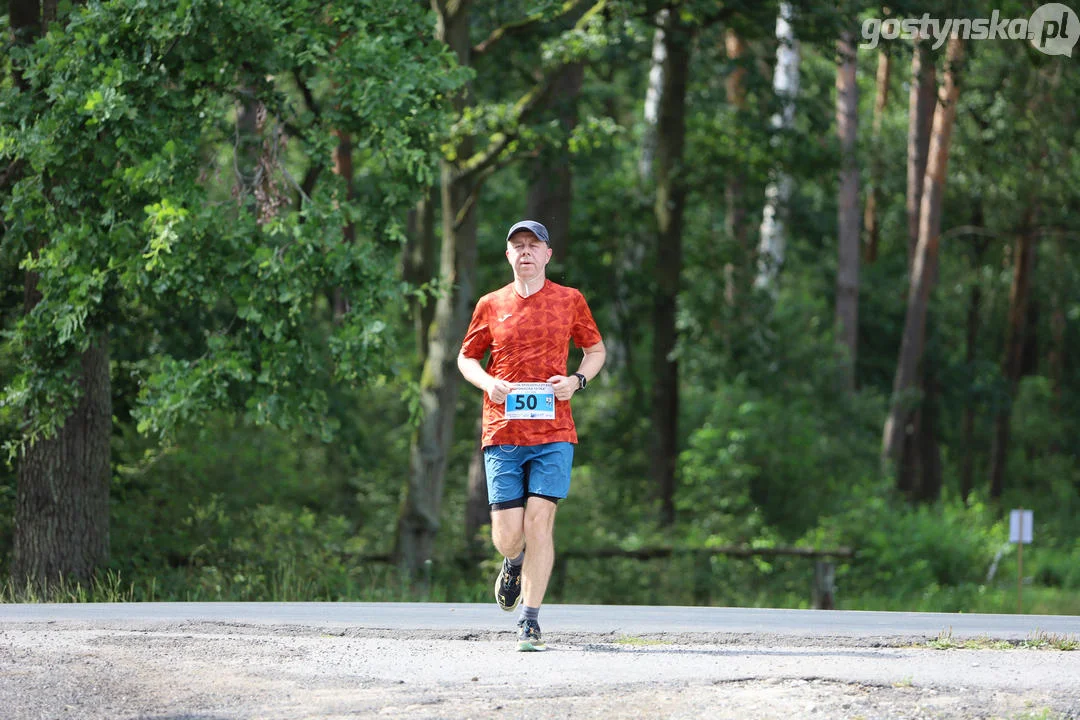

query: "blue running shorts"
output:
484 441 575 509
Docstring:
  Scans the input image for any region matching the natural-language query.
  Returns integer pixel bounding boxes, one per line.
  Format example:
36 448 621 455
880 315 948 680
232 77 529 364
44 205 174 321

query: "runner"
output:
458 220 606 652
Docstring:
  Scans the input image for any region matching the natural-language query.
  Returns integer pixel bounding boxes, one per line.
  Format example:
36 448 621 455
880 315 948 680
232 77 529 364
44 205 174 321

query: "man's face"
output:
506 232 551 280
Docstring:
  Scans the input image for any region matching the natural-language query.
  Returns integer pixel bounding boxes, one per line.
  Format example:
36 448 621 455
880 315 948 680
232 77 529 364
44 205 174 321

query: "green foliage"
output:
1 0 466 454
832 492 1006 598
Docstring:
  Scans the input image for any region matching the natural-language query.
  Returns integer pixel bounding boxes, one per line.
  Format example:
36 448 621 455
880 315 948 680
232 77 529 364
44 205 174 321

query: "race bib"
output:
505 382 556 420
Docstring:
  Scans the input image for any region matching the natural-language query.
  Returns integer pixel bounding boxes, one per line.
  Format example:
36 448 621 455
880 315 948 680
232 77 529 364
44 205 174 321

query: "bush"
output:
823 489 1007 606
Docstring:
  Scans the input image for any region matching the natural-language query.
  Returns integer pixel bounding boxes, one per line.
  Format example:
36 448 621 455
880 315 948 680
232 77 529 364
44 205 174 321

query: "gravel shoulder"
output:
3 618 1079 720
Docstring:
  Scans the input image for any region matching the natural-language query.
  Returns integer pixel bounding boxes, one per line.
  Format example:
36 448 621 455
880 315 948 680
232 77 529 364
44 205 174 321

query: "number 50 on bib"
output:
504 382 556 420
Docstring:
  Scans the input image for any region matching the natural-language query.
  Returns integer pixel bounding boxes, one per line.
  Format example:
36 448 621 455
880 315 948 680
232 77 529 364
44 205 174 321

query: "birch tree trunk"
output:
882 37 964 469
639 9 668 182
756 2 800 291
835 30 860 391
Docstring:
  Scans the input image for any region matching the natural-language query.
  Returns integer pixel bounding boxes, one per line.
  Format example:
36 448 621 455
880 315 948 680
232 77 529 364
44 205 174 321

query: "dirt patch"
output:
2 621 1077 719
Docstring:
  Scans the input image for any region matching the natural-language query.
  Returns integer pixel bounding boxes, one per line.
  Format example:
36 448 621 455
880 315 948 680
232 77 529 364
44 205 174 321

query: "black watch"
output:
573 372 587 390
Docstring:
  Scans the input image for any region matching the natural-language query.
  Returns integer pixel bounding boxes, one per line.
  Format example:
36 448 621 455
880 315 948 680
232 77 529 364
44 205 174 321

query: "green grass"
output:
613 635 668 646
844 585 1080 616
1023 630 1080 651
0 570 136 603
1009 709 1067 720
926 628 1078 651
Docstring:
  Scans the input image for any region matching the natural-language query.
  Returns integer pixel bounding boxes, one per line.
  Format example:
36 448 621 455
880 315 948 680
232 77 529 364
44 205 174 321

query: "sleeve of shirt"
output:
460 296 493 359
570 290 602 349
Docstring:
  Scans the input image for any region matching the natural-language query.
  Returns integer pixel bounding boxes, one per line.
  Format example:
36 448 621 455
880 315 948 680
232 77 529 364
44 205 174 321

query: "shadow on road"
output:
574 643 897 660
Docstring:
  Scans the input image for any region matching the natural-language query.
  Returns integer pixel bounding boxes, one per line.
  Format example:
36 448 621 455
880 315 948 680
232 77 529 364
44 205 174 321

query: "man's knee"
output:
523 501 557 543
492 523 523 549
491 508 525 552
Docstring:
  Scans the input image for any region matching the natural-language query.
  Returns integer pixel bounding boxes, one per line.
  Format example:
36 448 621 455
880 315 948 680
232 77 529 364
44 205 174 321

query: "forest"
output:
1 0 1078 613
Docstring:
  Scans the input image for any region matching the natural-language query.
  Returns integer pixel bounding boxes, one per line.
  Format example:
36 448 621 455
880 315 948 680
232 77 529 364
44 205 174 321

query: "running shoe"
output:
494 556 522 612
517 618 546 652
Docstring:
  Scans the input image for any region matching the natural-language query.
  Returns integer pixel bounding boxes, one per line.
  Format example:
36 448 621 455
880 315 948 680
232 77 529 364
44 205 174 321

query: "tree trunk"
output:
1047 233 1065 454
862 46 890 263
13 335 112 592
724 28 748 251
10 0 113 596
525 62 584 266
755 2 800 290
403 189 437 361
650 10 692 526
8 0 41 92
723 28 750 302
882 37 963 470
41 0 58 27
331 129 356 321
892 38 940 491
464 417 488 556
1020 295 1039 379
989 210 1037 501
960 214 988 503
895 405 920 497
915 351 943 502
906 39 936 269
639 9 668 182
835 31 859 391
959 281 982 502
396 0 478 575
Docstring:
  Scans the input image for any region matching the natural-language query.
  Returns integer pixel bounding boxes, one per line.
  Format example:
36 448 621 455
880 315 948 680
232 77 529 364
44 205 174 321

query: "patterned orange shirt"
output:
461 280 602 448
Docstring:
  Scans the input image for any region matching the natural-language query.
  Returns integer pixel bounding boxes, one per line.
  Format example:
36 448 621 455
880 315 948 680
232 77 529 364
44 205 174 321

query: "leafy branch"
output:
472 0 591 56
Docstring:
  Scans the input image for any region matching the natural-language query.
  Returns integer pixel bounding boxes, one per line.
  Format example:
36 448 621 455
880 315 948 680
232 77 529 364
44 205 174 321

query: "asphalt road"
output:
3 603 1080 719
4 601 1080 639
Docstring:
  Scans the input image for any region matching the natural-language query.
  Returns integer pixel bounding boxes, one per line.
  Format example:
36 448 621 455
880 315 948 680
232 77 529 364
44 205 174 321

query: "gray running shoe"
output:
516 618 546 652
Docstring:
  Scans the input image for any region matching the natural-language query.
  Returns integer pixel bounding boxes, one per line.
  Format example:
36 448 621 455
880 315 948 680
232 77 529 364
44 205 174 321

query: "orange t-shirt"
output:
461 280 602 448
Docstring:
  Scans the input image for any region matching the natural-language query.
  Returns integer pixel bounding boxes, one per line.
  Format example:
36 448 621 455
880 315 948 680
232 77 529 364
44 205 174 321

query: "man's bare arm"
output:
575 340 606 383
547 340 606 401
458 353 513 403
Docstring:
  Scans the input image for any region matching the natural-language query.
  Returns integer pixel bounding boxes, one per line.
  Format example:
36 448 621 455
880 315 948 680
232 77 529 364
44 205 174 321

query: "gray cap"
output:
505 220 550 244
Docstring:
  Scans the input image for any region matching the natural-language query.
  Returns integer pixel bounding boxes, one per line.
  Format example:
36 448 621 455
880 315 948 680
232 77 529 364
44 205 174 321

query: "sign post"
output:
1009 508 1033 613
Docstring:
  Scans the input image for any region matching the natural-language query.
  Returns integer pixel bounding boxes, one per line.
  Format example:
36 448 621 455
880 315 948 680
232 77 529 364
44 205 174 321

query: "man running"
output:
458 220 606 652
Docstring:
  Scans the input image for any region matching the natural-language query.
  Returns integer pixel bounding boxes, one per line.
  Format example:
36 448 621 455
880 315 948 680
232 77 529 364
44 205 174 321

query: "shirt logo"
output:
498 313 513 322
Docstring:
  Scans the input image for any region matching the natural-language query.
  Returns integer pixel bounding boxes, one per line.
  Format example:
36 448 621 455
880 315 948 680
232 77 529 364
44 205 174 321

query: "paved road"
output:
4 603 1079 719
4 601 1080 639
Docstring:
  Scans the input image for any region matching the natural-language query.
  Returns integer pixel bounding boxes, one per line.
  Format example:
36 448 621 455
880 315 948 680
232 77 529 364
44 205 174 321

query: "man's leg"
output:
521 497 558 608
485 444 528 611
490 507 525 560
490 505 525 612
